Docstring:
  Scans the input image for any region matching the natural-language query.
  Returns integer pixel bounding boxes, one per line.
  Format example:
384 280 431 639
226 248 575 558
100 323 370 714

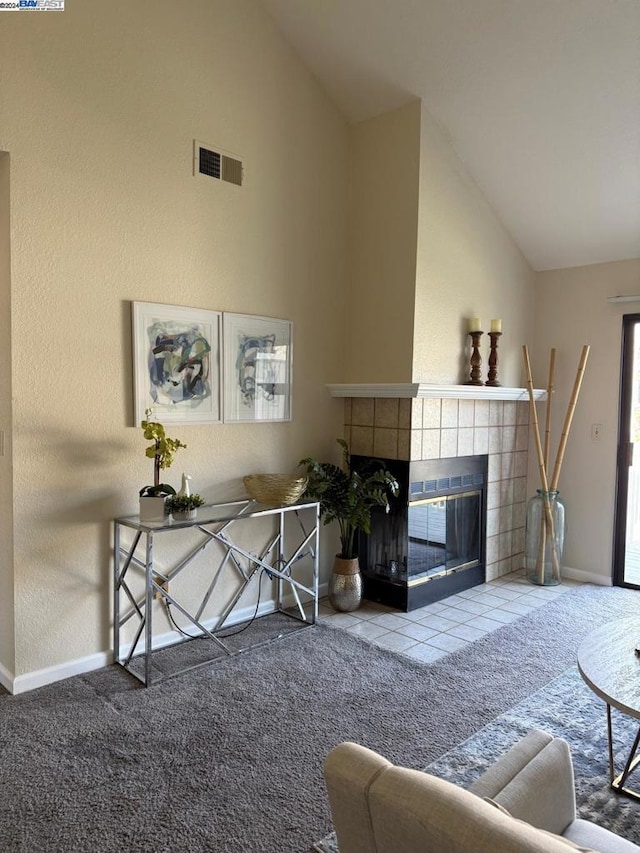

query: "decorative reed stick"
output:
549 345 590 492
522 346 560 582
537 348 556 577
522 346 550 493
543 348 556 474
522 344 590 584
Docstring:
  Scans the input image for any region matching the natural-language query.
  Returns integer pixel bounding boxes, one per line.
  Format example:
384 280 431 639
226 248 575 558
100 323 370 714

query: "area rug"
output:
314 664 640 852
1 584 639 852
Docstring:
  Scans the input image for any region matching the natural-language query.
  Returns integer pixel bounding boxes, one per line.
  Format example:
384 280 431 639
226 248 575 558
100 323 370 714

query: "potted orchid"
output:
139 409 187 521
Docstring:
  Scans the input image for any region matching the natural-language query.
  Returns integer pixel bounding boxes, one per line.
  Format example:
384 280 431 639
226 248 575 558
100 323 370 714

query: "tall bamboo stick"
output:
522 346 560 582
543 348 556 474
522 346 549 492
549 345 590 492
537 349 556 577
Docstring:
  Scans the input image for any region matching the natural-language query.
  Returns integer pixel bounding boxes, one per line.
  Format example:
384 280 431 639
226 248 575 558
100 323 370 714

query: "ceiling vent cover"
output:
194 140 243 187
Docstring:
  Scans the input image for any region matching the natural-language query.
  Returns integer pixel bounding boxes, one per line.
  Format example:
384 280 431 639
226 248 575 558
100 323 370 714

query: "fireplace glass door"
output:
408 490 481 581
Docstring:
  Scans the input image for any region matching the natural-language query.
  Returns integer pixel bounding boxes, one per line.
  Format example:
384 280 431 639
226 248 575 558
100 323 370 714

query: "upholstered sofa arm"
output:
324 742 392 853
468 729 576 836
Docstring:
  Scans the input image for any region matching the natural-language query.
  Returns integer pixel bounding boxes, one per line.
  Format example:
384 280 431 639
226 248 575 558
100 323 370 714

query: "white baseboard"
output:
562 565 612 586
0 660 14 693
11 651 112 695
8 583 329 696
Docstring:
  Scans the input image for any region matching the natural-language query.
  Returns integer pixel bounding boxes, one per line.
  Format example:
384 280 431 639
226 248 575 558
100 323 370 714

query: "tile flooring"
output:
319 570 583 664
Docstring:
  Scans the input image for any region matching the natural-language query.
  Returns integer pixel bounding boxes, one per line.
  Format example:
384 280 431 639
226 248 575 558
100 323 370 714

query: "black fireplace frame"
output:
353 454 487 611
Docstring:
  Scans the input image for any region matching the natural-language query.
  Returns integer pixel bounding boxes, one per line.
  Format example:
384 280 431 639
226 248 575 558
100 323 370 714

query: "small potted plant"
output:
165 493 206 521
139 409 187 521
299 439 398 612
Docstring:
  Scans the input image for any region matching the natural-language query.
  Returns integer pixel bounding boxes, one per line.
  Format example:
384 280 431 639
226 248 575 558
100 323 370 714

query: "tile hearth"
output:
319 570 583 664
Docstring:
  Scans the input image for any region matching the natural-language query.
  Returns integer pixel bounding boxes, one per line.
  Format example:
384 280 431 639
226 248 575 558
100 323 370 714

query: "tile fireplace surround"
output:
330 384 543 583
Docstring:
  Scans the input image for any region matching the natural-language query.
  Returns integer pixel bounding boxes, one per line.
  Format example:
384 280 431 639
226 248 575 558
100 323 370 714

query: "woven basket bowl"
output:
243 474 308 506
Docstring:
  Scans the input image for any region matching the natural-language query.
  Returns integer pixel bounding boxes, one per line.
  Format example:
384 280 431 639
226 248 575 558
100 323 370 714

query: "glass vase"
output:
524 489 565 586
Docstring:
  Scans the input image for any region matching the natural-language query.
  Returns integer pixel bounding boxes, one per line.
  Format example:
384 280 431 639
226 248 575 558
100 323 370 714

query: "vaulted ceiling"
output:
260 0 640 271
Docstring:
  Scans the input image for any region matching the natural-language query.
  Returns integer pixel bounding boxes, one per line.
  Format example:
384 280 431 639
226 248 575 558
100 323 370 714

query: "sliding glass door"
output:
613 314 640 586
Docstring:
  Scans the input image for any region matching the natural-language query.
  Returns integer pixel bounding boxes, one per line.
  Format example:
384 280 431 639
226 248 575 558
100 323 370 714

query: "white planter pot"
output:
139 496 166 522
173 508 197 521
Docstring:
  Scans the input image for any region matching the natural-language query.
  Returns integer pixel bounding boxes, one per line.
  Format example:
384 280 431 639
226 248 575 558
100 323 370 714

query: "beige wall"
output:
3 0 617 683
345 101 421 383
413 106 536 386
533 259 640 582
0 0 349 677
346 99 535 388
0 153 14 677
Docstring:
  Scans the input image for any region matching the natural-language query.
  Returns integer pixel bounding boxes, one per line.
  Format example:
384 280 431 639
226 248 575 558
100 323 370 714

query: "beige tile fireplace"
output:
329 384 544 583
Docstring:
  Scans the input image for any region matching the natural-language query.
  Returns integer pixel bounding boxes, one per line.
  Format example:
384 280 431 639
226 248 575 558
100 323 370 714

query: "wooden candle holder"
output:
486 331 502 386
465 330 484 385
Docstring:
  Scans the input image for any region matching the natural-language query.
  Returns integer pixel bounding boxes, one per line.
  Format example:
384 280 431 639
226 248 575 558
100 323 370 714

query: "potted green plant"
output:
165 493 206 521
139 409 187 521
299 439 398 612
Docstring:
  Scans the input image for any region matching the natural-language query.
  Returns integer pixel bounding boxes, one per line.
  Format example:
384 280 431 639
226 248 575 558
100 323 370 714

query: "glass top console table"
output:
113 498 320 686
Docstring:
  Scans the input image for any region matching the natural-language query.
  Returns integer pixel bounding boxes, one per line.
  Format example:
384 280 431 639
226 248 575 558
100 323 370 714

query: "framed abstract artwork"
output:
132 301 222 425
222 313 293 423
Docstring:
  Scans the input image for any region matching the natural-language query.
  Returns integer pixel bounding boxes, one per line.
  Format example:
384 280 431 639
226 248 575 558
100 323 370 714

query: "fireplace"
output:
354 454 487 611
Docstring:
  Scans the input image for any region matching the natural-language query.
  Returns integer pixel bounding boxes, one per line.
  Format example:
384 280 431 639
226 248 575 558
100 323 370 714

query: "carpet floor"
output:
1 584 638 852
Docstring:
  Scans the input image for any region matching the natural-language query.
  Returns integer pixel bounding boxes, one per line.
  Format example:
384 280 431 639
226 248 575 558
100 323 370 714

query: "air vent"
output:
194 140 243 187
221 155 243 186
199 147 221 179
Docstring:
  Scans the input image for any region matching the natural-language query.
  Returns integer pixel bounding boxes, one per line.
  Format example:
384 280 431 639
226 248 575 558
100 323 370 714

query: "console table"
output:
577 617 640 800
113 498 320 686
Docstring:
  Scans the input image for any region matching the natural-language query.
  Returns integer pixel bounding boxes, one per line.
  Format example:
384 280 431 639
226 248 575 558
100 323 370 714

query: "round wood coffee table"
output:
577 617 640 800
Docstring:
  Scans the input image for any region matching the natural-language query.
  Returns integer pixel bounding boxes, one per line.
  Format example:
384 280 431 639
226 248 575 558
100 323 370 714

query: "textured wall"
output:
533 259 640 582
345 101 421 382
345 98 535 387
413 105 536 386
0 0 349 676
0 153 14 678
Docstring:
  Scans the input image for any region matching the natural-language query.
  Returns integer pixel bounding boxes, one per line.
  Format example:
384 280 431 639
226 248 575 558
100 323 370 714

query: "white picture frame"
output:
222 313 293 423
132 301 222 425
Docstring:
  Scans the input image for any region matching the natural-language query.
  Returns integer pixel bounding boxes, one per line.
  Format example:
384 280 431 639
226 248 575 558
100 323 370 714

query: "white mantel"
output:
327 383 546 401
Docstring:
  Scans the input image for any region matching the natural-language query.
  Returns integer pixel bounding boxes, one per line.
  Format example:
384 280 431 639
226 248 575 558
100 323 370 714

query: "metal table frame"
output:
578 616 640 801
113 498 320 686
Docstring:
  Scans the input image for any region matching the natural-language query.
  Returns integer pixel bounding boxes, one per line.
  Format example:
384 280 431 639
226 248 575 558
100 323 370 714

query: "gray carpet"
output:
0 584 638 852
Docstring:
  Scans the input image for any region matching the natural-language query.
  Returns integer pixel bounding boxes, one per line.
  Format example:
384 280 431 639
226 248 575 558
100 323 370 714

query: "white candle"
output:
469 317 481 333
490 318 502 333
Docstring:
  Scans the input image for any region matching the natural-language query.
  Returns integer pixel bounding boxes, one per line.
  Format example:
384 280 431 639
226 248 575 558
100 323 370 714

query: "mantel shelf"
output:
327 383 546 401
